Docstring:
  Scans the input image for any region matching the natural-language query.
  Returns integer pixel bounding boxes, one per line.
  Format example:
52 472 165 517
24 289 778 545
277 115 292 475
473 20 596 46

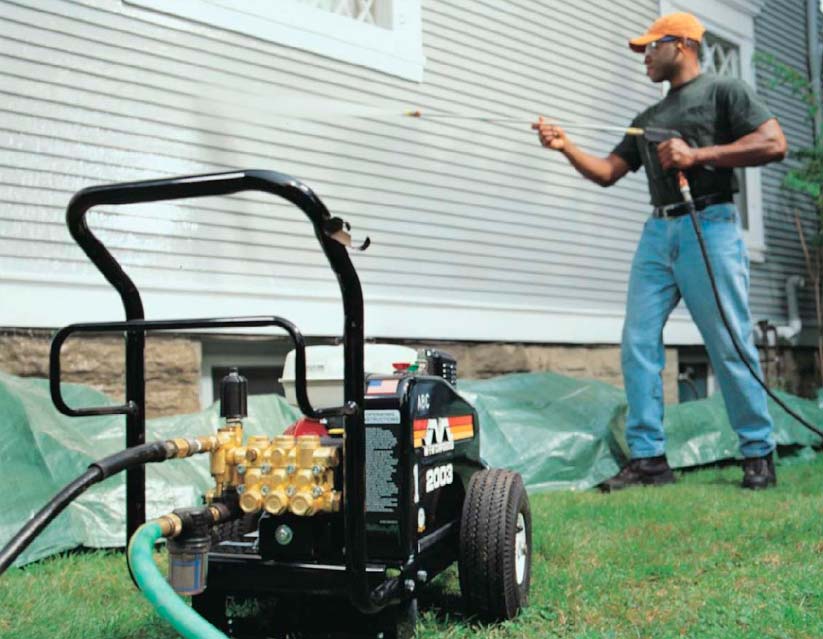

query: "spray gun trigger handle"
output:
642 127 683 143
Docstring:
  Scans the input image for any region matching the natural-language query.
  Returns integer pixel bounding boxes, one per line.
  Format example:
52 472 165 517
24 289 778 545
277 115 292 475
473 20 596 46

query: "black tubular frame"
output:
49 316 336 420
56 169 383 613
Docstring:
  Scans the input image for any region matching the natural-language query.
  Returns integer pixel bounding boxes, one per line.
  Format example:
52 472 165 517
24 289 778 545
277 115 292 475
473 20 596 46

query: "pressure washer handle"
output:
67 170 331 223
638 128 695 205
65 170 361 324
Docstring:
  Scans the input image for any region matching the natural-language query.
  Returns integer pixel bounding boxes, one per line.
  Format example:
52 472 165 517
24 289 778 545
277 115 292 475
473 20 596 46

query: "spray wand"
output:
404 109 648 135
405 110 686 144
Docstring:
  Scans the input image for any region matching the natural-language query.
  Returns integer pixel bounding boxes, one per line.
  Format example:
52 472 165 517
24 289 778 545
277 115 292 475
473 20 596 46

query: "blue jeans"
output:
621 203 775 460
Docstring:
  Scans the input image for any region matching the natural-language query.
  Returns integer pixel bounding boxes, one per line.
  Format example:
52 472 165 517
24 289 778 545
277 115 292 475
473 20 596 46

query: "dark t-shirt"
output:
611 73 774 207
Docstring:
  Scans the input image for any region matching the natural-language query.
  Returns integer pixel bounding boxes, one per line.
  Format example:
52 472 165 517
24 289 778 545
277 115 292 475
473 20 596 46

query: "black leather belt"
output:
652 193 734 218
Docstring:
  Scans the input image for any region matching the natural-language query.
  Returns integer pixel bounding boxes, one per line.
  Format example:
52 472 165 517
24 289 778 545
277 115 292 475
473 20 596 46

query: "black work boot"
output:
741 452 776 490
599 455 676 493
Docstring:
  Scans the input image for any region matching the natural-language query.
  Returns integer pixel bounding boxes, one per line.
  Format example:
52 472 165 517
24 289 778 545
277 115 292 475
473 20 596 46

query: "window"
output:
125 0 425 81
294 0 390 28
678 347 715 402
199 338 290 408
661 0 767 261
678 362 710 402
702 32 741 77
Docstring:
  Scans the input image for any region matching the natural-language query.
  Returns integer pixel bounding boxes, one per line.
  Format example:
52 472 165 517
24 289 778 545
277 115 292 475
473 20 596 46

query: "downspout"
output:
778 274 805 341
755 275 805 345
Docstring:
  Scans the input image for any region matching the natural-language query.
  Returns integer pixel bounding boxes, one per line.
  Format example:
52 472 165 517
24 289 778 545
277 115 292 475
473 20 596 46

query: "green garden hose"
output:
127 521 229 639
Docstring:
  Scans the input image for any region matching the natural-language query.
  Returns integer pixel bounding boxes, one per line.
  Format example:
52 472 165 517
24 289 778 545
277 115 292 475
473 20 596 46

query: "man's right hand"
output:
530 116 630 187
532 116 568 151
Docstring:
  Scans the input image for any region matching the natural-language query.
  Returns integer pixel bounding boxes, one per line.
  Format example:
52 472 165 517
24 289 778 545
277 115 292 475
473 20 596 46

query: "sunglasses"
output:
645 35 679 52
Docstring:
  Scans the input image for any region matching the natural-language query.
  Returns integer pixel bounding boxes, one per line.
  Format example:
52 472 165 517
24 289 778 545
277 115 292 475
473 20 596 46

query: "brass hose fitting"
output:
156 513 183 538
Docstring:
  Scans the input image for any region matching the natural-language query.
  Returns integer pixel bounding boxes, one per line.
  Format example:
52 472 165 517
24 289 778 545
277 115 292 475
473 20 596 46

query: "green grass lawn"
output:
2 456 822 639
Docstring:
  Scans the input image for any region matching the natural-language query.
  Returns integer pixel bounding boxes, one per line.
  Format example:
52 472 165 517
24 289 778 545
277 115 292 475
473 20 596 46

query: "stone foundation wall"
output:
396 341 680 404
0 330 201 418
2 329 816 419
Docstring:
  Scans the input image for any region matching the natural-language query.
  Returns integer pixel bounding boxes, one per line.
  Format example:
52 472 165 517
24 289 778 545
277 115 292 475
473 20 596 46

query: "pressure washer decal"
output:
366 378 399 395
413 415 474 455
417 393 430 413
364 409 401 425
425 463 453 493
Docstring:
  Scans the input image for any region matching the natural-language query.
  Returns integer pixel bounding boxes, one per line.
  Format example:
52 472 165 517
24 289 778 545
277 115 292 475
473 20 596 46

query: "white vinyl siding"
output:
0 0 715 344
751 0 818 332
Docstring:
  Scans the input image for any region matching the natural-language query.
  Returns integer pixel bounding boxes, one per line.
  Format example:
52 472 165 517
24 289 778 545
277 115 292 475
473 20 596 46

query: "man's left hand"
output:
657 138 697 170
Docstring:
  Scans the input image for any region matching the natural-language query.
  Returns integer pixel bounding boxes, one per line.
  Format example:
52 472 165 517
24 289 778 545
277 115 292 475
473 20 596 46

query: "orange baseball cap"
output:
629 12 706 53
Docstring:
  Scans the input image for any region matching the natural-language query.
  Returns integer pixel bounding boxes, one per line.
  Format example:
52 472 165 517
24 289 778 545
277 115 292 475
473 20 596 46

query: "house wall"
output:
1 0 714 347
751 0 819 337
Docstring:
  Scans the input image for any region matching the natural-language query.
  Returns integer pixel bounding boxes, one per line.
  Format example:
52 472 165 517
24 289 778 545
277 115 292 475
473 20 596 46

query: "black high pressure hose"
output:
0 440 178 576
679 175 823 440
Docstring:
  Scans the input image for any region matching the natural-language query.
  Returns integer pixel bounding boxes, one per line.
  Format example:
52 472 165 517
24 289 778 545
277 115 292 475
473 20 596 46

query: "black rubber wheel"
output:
458 468 531 622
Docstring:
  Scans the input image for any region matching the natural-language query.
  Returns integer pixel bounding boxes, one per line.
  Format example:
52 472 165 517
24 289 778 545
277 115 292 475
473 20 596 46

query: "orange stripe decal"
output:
412 414 475 447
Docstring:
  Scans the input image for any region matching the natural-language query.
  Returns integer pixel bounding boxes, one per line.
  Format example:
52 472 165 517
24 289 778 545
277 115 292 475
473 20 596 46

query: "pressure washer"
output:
0 170 532 638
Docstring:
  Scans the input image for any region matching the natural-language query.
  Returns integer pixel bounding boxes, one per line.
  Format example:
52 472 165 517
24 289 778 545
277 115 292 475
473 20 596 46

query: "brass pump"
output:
206 428 341 516
204 369 341 516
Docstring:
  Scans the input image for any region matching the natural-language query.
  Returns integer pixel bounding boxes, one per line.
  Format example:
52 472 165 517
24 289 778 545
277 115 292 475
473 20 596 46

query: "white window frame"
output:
125 0 425 82
661 0 767 261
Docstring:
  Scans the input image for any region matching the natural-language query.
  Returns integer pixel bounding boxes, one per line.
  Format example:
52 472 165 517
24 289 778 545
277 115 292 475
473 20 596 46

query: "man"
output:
533 13 787 491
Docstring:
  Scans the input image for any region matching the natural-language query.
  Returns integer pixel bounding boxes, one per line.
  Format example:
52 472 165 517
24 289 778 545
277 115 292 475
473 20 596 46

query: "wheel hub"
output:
514 512 528 585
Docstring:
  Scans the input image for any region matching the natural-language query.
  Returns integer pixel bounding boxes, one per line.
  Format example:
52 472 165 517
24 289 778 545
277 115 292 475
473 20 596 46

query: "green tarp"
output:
460 372 823 491
2 370 821 567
